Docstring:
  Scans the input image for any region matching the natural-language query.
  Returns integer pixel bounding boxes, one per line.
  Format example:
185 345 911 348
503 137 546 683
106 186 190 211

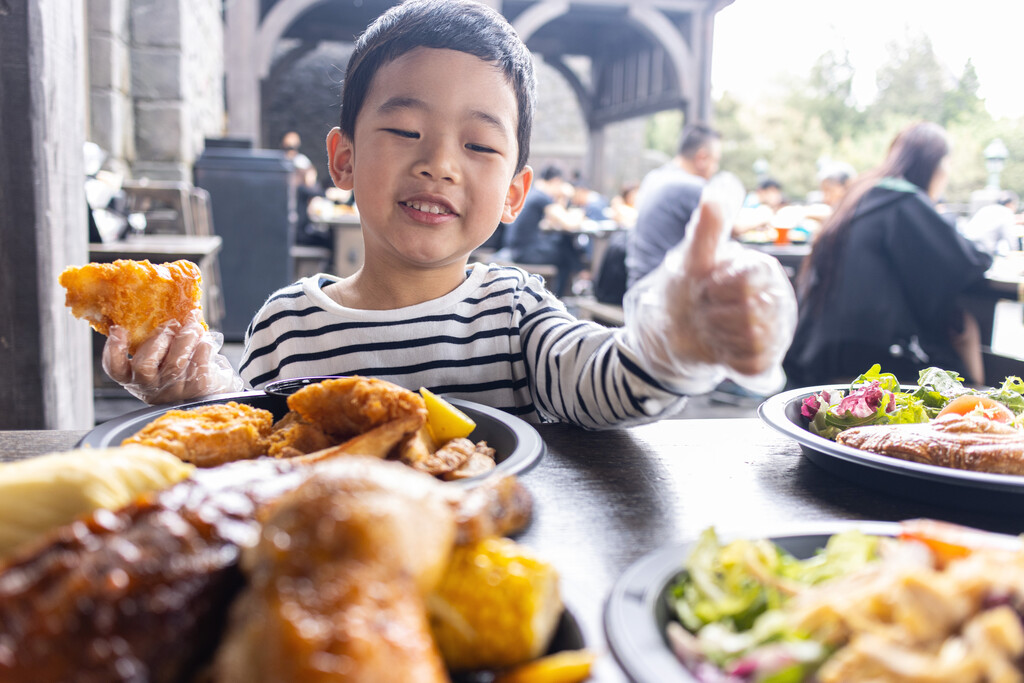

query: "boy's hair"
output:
677 123 720 158
339 0 537 174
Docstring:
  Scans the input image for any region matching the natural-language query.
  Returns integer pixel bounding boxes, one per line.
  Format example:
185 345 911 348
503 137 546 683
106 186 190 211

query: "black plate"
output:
79 389 545 486
758 385 1024 513
604 521 900 683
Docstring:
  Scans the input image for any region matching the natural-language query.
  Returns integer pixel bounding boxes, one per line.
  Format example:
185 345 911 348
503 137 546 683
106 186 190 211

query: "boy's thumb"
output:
684 200 725 280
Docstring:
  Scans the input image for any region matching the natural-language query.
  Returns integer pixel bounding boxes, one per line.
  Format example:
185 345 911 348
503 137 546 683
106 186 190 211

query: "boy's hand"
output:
671 201 792 377
623 198 797 395
103 310 244 404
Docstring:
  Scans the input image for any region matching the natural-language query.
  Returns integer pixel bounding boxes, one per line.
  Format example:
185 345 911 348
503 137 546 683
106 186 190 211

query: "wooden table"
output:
6 417 1024 681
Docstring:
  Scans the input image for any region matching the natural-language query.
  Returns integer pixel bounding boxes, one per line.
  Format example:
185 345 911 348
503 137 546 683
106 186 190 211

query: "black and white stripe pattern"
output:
240 263 686 427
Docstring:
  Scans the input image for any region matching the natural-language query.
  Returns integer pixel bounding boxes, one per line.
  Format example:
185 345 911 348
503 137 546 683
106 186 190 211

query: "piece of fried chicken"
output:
122 401 274 467
59 259 206 354
213 458 458 683
287 376 428 440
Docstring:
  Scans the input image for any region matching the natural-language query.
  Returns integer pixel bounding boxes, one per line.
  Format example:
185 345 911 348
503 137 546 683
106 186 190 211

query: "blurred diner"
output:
609 183 639 230
497 164 585 297
626 122 722 287
784 121 994 388
962 190 1023 256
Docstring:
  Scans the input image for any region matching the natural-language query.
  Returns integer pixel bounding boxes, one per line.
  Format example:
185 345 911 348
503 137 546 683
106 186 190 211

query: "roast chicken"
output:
213 458 457 682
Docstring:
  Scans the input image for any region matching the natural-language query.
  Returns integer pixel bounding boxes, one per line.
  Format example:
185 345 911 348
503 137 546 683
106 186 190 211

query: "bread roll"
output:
0 445 194 558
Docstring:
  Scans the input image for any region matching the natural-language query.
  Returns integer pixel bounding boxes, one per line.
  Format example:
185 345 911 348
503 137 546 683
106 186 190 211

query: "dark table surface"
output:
5 418 1024 682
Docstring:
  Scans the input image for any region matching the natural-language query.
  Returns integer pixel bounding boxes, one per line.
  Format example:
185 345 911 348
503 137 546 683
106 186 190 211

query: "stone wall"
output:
87 0 224 182
530 58 654 198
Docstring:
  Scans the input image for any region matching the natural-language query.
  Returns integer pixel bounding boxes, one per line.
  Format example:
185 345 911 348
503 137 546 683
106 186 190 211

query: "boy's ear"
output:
326 127 355 190
501 165 533 223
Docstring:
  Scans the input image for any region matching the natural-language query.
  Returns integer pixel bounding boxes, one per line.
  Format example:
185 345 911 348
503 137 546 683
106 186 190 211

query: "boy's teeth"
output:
407 201 449 214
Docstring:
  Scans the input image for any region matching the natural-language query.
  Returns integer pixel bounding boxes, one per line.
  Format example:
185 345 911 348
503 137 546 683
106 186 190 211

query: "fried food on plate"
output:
263 411 333 459
122 401 274 467
287 376 428 438
0 455 534 682
59 258 205 353
293 413 426 464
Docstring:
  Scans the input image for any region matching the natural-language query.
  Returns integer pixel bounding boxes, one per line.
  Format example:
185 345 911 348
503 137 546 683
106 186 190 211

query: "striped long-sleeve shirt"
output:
239 263 687 428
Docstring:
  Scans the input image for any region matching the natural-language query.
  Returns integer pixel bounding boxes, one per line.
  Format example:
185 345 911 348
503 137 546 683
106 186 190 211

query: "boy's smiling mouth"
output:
400 200 455 215
398 195 460 225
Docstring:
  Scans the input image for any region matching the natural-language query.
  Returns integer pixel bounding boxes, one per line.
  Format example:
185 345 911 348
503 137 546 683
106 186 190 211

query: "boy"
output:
104 0 795 428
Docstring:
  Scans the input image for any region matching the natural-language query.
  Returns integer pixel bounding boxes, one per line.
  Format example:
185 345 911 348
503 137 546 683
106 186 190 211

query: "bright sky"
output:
712 0 1024 119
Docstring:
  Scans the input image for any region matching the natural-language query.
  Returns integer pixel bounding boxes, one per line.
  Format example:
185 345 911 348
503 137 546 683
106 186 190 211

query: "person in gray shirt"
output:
626 123 722 287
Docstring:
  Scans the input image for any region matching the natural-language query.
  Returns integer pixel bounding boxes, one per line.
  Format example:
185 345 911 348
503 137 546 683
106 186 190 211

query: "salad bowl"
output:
606 520 1023 682
758 384 1024 512
605 521 901 683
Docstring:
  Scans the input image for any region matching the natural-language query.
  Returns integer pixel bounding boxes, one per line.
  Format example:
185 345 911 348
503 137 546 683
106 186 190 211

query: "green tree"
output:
870 32 948 124
714 92 760 190
793 48 865 143
644 109 684 158
944 59 986 125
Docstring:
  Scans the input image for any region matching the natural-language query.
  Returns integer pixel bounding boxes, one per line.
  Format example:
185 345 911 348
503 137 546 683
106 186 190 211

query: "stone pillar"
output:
0 0 94 428
88 0 134 176
225 0 261 145
130 0 224 181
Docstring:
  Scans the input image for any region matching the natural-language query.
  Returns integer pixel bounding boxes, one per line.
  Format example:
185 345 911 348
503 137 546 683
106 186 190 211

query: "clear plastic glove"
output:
623 173 798 397
102 310 244 404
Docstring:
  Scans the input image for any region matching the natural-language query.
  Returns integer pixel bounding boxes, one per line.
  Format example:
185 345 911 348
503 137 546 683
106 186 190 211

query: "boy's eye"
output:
466 143 497 154
384 128 419 139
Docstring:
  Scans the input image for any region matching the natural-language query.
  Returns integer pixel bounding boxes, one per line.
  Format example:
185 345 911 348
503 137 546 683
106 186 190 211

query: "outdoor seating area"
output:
7 1 1024 682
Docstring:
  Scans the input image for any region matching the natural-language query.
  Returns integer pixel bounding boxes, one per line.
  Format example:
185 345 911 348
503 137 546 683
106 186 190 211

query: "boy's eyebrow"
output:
377 96 511 135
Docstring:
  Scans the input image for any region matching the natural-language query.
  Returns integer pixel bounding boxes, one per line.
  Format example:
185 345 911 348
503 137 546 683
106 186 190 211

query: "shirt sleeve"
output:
513 275 688 428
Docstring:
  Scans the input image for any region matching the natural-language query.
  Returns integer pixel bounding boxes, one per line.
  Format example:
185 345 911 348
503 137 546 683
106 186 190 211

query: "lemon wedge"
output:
419 387 476 442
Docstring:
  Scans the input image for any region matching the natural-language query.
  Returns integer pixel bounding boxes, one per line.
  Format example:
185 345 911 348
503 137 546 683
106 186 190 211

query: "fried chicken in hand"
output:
60 258 243 404
60 259 206 354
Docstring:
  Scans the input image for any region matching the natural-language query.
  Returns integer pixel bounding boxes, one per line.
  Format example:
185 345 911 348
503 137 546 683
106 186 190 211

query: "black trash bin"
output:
194 138 295 342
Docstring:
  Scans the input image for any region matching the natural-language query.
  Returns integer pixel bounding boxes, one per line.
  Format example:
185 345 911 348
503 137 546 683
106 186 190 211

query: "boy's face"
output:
328 48 530 271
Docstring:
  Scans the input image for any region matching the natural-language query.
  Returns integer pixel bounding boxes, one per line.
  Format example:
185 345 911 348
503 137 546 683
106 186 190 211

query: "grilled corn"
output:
428 536 562 670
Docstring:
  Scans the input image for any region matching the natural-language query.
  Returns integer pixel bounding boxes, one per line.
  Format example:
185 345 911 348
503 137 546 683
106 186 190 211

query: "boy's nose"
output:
414 141 460 183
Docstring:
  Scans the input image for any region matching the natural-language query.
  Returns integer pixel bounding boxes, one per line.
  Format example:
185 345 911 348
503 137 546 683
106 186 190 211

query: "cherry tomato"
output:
936 395 1014 423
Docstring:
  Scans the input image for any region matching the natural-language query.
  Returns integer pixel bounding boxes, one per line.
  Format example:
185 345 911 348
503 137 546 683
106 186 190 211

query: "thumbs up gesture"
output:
624 196 797 395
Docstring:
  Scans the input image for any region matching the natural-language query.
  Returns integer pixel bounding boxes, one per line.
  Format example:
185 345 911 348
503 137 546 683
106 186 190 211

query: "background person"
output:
609 183 639 230
498 164 585 297
784 121 993 388
818 162 856 209
626 123 722 287
962 190 1022 256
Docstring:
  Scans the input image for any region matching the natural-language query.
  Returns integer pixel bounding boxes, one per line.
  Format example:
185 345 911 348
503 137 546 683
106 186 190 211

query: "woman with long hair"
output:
783 122 993 387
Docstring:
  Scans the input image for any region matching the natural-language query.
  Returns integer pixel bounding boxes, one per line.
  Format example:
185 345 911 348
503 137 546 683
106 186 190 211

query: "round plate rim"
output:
757 384 1024 493
77 390 545 486
604 520 903 683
